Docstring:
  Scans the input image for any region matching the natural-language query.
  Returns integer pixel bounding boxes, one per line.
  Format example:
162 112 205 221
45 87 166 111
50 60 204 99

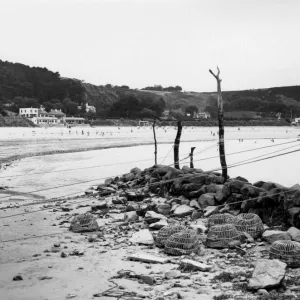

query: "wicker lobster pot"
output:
155 225 186 247
206 224 241 248
270 240 300 267
233 213 264 238
208 213 235 228
70 212 99 233
164 229 199 256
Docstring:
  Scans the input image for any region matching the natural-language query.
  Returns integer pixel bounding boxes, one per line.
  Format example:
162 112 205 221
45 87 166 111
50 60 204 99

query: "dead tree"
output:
152 117 157 165
174 120 182 169
209 67 228 179
189 147 196 168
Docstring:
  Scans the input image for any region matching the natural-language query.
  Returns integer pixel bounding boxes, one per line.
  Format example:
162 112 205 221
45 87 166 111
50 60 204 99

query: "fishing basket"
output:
233 213 264 238
206 224 241 248
269 240 300 267
155 225 186 247
208 213 235 228
164 229 199 256
70 212 99 233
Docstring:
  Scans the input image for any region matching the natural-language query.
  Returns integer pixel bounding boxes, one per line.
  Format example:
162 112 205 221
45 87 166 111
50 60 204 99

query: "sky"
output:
0 0 300 92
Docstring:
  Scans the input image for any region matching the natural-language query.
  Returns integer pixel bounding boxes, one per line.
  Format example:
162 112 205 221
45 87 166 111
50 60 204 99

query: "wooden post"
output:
209 67 228 179
190 147 196 168
174 120 182 169
152 117 157 165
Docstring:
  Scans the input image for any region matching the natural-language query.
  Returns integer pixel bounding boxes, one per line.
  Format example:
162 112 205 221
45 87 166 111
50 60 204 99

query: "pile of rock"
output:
75 164 300 297
86 164 300 228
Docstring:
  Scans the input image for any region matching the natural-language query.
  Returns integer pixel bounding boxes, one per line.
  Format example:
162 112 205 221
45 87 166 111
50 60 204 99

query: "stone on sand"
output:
130 229 154 245
248 259 286 290
262 230 291 244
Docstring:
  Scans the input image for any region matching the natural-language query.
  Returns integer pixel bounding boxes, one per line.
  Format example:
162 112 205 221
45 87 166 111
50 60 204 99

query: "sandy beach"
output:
1 125 300 300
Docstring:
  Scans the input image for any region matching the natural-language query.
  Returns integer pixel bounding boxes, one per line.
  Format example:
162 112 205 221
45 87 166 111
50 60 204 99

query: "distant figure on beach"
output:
82 130 84 135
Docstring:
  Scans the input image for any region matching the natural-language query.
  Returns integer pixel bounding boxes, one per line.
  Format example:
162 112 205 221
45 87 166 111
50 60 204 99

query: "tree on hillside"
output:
65 101 79 115
43 101 55 112
140 108 156 118
185 105 198 117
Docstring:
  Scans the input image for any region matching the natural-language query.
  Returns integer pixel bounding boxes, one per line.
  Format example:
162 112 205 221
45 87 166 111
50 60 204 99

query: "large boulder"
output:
205 174 224 185
262 230 291 244
123 172 135 182
226 193 244 209
144 211 166 224
286 207 300 228
189 189 205 198
235 176 248 182
230 180 249 193
292 190 300 206
287 227 300 242
182 183 203 192
124 211 138 223
181 166 195 174
240 184 264 198
130 229 154 245
198 193 216 207
248 259 286 290
130 167 142 175
222 182 231 199
186 174 207 185
163 168 183 180
261 182 277 191
173 205 195 217
157 204 171 215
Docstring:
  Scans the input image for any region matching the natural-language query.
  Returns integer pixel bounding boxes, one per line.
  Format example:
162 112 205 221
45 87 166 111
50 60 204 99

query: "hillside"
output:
0 58 300 120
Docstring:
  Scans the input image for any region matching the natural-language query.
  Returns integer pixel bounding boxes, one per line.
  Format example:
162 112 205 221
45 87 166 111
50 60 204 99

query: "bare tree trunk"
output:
152 117 157 165
174 120 182 169
190 147 196 168
209 67 228 179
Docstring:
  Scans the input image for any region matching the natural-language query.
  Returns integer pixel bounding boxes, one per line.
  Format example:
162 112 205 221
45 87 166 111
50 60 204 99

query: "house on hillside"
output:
292 117 300 125
48 109 66 119
194 112 211 119
162 109 170 117
31 116 59 125
86 103 96 113
138 120 149 126
78 103 96 113
63 117 85 125
19 107 65 125
19 108 39 118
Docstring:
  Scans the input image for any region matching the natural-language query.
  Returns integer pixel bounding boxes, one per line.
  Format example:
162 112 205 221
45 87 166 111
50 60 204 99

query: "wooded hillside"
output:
1 59 300 120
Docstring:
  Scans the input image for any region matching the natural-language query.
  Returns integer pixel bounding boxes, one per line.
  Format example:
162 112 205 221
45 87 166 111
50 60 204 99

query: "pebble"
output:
13 275 23 281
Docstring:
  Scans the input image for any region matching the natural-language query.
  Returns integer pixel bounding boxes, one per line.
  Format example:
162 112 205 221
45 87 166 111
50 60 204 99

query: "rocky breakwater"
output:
62 164 300 299
88 164 300 228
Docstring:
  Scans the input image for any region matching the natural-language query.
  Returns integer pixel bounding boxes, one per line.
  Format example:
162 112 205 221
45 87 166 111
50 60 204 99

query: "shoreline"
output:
1 136 298 166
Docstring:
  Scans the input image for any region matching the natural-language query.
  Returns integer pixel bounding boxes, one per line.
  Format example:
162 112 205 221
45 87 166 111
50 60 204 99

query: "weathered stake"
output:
174 120 182 169
209 67 228 179
190 147 196 168
152 117 157 165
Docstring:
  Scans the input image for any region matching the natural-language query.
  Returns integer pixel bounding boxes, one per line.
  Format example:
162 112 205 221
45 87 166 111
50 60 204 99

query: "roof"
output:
64 117 85 120
32 116 58 120
49 110 65 116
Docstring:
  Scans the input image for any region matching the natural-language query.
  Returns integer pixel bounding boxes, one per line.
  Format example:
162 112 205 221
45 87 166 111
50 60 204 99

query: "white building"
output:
31 116 59 125
138 120 149 126
86 103 96 113
195 112 211 119
78 103 96 113
19 108 39 118
63 117 85 125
